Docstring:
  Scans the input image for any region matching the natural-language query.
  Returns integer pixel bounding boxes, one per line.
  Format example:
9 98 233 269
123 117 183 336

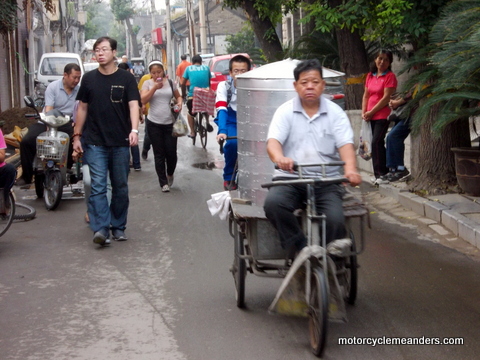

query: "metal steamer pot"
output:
235 59 345 206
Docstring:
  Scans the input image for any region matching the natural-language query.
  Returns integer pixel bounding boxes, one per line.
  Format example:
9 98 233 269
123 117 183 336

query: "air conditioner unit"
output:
47 0 60 22
77 11 86 25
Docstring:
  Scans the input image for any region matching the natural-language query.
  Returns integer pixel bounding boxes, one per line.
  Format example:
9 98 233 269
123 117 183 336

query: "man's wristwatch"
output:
131 129 139 134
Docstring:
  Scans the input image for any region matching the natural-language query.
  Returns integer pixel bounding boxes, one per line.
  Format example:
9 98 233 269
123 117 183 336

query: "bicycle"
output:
0 189 15 237
192 111 209 149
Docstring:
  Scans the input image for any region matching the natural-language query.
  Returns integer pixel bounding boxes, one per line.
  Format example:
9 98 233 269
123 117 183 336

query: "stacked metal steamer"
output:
235 59 344 206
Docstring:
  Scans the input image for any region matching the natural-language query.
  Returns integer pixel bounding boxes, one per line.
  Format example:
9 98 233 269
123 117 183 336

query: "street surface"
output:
1 123 480 359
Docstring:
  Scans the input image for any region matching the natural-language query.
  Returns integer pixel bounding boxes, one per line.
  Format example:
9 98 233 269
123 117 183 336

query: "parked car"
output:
35 52 84 101
200 53 215 66
207 53 251 91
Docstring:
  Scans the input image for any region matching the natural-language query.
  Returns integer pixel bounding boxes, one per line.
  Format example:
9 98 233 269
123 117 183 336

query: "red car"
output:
207 53 251 91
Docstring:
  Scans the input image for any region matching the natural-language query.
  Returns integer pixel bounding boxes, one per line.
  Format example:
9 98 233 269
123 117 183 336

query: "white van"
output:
36 52 84 85
34 53 84 102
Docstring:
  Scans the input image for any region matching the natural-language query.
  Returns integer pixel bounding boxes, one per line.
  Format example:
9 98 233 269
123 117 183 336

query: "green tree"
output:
398 0 480 192
1 0 54 39
223 0 297 62
110 0 140 56
225 24 265 64
84 1 115 40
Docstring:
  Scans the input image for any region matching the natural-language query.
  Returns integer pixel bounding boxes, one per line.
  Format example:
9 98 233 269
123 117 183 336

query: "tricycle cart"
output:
227 163 368 357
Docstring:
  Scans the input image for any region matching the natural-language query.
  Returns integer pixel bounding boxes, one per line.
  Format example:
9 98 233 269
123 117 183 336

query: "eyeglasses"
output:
232 69 248 74
94 48 112 54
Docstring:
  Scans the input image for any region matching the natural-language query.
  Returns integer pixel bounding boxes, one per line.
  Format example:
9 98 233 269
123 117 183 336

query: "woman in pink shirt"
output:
362 50 397 183
0 129 17 213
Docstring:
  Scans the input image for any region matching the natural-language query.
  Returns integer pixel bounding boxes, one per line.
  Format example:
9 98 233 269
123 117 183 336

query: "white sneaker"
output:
162 184 170 192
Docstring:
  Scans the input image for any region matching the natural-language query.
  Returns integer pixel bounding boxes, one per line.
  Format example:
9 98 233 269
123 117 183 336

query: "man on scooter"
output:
17 63 81 186
263 59 362 255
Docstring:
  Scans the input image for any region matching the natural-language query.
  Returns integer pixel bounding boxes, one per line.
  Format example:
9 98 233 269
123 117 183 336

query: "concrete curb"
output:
375 181 480 250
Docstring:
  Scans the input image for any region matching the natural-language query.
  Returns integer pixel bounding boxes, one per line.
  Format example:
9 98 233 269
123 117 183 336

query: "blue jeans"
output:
85 145 130 235
130 145 141 169
386 118 411 169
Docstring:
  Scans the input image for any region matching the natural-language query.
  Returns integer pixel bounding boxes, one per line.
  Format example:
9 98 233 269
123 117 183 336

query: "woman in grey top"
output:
141 61 183 192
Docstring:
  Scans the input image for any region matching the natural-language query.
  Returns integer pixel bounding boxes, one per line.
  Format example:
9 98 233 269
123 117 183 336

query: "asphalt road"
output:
1 125 480 360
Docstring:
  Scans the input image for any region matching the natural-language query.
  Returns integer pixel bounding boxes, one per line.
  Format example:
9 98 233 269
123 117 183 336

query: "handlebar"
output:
218 136 237 154
261 177 349 189
274 161 345 172
262 162 349 189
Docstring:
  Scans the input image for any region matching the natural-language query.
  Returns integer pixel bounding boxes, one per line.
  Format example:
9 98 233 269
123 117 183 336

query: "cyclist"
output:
263 59 362 255
215 55 251 190
181 54 213 138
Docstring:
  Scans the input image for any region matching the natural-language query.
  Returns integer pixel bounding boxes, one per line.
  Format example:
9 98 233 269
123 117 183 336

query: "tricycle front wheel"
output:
308 265 329 357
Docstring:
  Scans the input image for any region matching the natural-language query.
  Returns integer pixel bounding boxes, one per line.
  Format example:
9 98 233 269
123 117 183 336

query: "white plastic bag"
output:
358 121 372 161
172 113 188 137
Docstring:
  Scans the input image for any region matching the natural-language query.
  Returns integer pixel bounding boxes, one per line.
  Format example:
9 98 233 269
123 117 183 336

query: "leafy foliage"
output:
405 0 480 138
302 0 449 50
110 0 135 21
225 24 265 63
1 0 53 38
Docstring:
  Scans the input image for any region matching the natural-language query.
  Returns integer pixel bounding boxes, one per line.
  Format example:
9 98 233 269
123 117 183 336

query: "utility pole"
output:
186 0 196 56
198 0 208 54
165 0 175 77
149 0 157 60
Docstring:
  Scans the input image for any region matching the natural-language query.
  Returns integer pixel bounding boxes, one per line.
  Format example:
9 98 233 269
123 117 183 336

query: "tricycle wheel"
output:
308 265 328 357
344 231 358 305
44 170 63 211
34 173 44 199
232 222 246 308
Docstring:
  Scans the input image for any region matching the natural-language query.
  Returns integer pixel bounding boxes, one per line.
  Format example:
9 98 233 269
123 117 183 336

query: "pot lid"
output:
237 58 345 80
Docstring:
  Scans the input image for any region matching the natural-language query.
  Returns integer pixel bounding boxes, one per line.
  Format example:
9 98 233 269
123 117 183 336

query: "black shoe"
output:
388 168 410 182
112 229 128 241
141 149 148 160
15 178 30 186
206 123 214 132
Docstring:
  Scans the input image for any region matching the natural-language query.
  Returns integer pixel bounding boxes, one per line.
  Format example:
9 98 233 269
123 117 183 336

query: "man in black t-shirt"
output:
73 36 140 246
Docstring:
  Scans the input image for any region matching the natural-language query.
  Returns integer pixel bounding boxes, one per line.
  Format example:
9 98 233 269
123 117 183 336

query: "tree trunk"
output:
242 0 283 62
409 103 471 195
125 18 140 57
329 0 369 110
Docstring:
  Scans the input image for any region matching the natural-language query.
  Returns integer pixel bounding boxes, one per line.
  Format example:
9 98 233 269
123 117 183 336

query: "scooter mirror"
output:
24 96 35 108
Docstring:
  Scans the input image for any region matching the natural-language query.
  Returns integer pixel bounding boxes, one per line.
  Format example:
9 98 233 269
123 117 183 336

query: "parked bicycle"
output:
0 188 36 237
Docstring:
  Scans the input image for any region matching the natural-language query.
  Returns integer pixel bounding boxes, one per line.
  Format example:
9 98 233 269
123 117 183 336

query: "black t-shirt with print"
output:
77 68 140 146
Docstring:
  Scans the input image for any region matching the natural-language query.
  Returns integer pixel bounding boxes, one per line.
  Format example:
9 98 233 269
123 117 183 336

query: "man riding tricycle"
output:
220 59 368 357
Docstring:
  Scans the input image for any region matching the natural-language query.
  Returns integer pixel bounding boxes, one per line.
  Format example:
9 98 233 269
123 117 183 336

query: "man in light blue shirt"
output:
17 63 81 186
181 54 213 137
264 59 362 254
